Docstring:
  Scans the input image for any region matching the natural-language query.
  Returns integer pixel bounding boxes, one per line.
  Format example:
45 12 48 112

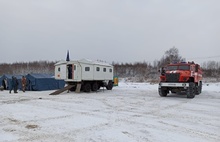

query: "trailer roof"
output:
55 60 67 66
67 59 112 67
55 59 113 67
77 59 112 67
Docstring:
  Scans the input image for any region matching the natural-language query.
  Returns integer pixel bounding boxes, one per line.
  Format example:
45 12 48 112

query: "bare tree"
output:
159 46 184 67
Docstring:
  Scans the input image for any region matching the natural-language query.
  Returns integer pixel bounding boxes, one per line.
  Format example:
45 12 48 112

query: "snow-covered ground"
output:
0 82 219 142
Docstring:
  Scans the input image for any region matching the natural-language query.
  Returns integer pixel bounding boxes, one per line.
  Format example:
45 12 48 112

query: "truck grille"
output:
166 73 180 82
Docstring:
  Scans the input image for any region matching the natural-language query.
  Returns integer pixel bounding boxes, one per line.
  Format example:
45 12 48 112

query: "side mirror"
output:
195 65 198 72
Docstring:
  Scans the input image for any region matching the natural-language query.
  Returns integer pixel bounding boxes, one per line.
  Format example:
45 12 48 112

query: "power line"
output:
187 55 220 60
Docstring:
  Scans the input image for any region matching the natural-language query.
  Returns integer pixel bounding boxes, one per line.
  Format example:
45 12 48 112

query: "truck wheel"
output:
106 81 113 90
187 82 195 98
195 84 200 95
159 87 167 97
92 82 99 91
83 83 91 92
199 81 202 94
195 81 202 95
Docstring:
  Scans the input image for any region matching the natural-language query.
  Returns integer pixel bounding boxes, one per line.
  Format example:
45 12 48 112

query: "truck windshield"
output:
179 65 189 70
167 65 189 71
167 66 178 71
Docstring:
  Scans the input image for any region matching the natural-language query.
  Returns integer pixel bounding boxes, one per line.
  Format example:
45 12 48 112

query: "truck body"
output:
55 59 114 92
158 61 202 98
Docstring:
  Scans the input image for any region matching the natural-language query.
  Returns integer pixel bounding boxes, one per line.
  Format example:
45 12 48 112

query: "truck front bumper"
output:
159 82 189 88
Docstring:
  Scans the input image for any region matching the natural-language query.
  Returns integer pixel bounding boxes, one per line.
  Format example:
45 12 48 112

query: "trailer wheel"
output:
97 85 101 90
69 86 76 91
187 82 195 98
92 82 99 91
106 81 113 90
159 87 167 97
83 83 91 92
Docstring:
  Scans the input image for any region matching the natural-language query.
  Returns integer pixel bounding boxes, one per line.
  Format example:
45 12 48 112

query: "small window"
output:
109 69 112 72
103 68 106 72
85 67 90 71
190 66 195 72
96 67 100 71
74 65 76 70
58 67 60 72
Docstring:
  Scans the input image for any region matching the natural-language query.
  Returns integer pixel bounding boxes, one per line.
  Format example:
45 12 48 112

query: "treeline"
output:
113 60 220 82
0 60 219 82
113 62 158 82
0 47 219 82
0 61 55 75
201 61 220 77
1 60 219 78
113 47 220 82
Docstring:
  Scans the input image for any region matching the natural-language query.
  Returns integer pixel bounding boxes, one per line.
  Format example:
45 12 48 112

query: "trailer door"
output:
67 63 81 81
67 64 75 80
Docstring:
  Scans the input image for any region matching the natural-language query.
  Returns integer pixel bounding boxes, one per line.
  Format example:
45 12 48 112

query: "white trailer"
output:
54 59 114 92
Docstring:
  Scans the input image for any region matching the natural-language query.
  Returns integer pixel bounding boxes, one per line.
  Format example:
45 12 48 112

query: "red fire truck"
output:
158 61 202 98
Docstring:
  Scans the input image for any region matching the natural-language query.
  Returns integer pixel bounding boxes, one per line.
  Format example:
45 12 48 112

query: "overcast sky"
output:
0 0 219 64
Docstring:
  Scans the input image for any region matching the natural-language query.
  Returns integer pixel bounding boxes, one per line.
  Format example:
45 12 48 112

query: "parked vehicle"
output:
54 59 114 92
158 61 202 98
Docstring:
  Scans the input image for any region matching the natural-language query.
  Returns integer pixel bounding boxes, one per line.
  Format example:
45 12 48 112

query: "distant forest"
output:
0 47 220 82
0 61 55 75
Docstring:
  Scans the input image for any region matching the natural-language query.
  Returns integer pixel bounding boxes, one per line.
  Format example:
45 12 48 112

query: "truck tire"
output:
106 81 113 90
91 82 99 91
159 87 167 97
195 81 202 95
83 83 91 92
195 84 200 95
199 81 202 94
187 82 195 98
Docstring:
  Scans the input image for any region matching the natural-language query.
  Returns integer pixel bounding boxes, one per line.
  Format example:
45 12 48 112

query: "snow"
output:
0 82 220 142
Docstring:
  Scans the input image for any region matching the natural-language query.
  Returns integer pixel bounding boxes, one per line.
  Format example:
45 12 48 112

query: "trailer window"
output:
109 69 112 72
103 68 106 72
85 67 90 71
58 67 60 72
74 65 76 70
96 67 100 71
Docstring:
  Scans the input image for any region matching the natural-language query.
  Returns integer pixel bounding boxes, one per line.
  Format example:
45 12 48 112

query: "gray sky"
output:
0 0 219 64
